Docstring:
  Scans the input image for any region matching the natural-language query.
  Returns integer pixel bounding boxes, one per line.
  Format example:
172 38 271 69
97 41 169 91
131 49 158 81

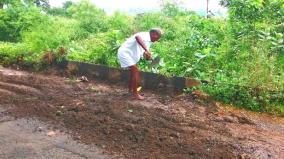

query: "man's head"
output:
149 28 162 42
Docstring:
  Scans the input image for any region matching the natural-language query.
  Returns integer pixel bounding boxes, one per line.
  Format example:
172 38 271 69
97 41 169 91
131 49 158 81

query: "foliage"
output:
22 16 76 53
0 0 283 115
0 2 46 42
66 0 108 38
204 0 284 114
0 42 26 65
107 11 134 36
67 30 125 66
47 1 74 17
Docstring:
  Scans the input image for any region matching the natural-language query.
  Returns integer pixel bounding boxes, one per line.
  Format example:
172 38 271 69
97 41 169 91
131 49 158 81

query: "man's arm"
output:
135 35 149 52
135 35 152 60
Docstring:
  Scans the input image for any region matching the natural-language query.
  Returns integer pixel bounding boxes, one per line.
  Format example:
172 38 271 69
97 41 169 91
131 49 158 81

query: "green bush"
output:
67 0 108 38
67 30 125 66
107 11 134 36
0 42 27 65
0 0 283 115
21 16 76 63
0 3 46 42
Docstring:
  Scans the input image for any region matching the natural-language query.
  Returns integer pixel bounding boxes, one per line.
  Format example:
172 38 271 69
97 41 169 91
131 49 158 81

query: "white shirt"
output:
118 32 152 68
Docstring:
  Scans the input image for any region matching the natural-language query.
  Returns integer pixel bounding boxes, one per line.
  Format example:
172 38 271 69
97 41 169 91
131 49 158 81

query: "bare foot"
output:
133 93 145 100
129 90 144 95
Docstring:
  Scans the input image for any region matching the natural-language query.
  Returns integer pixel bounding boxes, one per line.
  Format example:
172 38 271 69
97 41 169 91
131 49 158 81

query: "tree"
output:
0 2 46 42
63 1 74 10
159 0 190 17
34 0 50 10
47 1 74 17
0 0 50 9
67 0 108 37
0 0 16 8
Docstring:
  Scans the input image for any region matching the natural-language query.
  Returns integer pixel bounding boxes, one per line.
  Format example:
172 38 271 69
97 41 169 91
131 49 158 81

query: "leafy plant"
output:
0 0 283 115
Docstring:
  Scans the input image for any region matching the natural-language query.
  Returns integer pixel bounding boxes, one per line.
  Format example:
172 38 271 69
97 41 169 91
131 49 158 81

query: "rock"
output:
47 131 56 136
232 114 255 125
214 116 224 122
192 90 211 101
223 116 238 123
56 110 64 116
79 76 89 82
37 126 43 132
238 153 247 159
185 78 201 88
158 83 165 88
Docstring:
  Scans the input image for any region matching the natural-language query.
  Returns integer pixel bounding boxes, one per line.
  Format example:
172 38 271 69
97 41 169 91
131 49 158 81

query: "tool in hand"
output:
148 55 160 68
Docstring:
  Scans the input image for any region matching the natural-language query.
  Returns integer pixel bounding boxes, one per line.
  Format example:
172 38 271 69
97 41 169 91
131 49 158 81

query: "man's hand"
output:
144 51 152 60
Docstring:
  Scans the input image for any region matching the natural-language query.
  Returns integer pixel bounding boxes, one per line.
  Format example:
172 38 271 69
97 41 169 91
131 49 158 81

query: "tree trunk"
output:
0 3 3 9
207 0 209 18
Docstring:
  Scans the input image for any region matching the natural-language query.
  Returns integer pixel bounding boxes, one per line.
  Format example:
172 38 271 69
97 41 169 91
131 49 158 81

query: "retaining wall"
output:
57 61 202 92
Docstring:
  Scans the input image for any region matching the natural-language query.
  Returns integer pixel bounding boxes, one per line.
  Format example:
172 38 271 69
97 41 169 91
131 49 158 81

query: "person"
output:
118 28 162 100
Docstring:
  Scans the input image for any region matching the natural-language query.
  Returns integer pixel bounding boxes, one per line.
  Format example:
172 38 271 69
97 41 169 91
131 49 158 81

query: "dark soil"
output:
0 68 283 159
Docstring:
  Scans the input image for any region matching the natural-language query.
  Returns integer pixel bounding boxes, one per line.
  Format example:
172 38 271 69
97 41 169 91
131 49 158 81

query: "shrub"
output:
0 42 27 65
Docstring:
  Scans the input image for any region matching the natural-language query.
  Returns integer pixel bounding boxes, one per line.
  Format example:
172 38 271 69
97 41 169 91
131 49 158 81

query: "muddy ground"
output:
0 67 283 159
0 114 111 159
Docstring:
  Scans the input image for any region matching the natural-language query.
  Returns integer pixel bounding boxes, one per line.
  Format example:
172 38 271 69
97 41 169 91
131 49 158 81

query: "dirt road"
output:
0 68 283 159
0 113 112 159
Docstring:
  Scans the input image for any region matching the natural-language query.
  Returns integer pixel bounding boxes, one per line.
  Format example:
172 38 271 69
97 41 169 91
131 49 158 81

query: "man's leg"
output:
130 65 144 100
128 68 133 93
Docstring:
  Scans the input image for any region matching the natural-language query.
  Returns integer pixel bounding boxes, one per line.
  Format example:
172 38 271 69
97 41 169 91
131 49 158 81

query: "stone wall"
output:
57 61 202 92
